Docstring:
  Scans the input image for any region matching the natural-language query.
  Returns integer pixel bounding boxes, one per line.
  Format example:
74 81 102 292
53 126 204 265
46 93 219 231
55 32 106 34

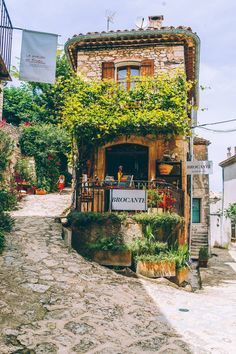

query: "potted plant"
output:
129 224 174 278
148 190 163 213
198 247 209 268
88 235 131 267
169 244 189 285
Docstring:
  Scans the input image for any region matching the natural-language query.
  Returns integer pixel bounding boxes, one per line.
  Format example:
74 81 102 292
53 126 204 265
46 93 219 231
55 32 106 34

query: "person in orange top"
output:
57 174 65 195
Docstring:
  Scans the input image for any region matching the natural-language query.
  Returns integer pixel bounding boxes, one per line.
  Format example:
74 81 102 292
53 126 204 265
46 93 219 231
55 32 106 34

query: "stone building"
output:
191 137 210 258
219 147 236 246
0 0 13 120
65 16 201 244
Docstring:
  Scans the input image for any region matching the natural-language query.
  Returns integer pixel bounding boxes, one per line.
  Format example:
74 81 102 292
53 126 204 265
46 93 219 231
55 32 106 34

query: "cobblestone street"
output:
0 193 236 353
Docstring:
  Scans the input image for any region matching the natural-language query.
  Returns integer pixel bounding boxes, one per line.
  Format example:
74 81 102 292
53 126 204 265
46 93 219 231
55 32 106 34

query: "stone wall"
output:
77 45 185 79
192 141 210 235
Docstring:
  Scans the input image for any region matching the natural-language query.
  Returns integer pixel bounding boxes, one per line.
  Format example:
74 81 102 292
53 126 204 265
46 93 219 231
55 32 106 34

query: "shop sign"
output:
187 161 213 175
110 189 147 211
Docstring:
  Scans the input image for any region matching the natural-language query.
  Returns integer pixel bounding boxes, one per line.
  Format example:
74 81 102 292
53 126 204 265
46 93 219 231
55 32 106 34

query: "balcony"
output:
76 180 184 216
0 0 13 80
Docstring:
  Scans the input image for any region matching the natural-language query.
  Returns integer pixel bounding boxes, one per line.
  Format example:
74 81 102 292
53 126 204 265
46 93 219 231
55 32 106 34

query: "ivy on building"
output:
62 70 192 148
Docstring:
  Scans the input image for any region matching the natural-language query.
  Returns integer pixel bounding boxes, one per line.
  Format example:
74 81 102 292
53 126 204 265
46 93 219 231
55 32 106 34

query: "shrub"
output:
19 124 70 191
67 211 125 227
0 190 17 213
0 130 13 181
0 230 5 253
0 213 15 233
87 235 128 252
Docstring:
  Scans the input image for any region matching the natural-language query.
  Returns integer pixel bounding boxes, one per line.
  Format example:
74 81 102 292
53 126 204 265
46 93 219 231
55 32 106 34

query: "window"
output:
117 66 140 89
192 198 201 223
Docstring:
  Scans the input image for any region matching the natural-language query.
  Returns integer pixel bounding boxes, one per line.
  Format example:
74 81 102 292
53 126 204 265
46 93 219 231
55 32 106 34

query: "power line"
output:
198 126 236 133
192 118 236 128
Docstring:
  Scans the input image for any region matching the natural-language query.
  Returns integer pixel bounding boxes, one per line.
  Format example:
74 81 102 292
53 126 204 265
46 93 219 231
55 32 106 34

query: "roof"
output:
219 154 236 168
65 26 200 104
194 136 211 146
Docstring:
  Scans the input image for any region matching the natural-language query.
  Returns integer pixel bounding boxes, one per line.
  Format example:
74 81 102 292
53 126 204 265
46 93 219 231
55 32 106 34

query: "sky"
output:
5 0 236 192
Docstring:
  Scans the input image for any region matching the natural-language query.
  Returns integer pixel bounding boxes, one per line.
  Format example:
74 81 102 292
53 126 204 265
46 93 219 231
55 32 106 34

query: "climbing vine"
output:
62 70 192 147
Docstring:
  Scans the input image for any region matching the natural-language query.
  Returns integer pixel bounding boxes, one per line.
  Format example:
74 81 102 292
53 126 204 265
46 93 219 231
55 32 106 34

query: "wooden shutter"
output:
140 59 154 77
102 62 115 80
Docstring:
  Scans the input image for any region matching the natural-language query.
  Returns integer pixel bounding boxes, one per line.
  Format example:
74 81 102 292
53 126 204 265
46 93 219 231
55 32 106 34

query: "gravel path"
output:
0 193 191 354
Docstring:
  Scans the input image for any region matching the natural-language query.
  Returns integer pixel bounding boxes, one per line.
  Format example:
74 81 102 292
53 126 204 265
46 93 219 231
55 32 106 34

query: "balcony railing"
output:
0 0 13 79
76 180 184 216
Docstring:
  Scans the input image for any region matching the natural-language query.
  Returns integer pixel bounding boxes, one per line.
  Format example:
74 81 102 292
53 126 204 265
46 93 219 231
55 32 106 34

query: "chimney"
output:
227 147 231 158
148 15 164 30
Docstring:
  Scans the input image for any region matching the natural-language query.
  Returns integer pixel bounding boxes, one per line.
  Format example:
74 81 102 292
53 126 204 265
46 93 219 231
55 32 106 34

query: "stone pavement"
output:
1 193 236 353
143 247 236 354
0 193 191 354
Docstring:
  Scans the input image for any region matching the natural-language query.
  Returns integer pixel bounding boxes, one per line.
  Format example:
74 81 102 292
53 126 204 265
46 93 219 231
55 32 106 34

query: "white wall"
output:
222 165 236 247
209 194 222 247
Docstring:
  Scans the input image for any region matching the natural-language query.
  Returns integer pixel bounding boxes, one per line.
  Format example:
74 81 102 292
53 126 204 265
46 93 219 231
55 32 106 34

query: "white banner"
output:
110 189 147 211
20 30 58 84
187 161 213 175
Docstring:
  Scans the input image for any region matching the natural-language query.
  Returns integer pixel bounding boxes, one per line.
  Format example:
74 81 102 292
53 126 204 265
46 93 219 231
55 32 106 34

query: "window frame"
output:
115 61 141 90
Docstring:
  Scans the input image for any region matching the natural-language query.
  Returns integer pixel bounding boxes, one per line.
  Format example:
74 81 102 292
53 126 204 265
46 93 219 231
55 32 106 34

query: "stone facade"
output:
65 18 201 246
191 138 210 258
77 45 185 79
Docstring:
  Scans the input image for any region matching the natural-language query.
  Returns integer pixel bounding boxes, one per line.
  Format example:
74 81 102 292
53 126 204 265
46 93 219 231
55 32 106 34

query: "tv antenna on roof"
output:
105 10 116 31
135 16 148 30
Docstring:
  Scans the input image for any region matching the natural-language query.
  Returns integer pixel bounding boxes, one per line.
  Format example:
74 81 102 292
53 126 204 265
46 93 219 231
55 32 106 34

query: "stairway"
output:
191 231 209 259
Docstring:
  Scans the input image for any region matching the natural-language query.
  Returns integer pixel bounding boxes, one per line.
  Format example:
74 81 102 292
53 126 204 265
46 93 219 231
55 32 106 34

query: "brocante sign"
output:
110 189 147 211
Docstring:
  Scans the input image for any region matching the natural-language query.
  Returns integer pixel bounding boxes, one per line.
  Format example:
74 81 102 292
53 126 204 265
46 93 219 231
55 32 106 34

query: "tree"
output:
3 53 73 125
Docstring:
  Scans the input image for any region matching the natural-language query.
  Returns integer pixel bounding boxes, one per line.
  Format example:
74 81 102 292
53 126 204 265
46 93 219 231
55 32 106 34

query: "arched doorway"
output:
105 144 149 180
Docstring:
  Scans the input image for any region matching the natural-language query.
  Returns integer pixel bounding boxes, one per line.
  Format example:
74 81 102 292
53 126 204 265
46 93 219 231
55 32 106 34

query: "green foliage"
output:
147 189 162 208
225 203 236 222
87 235 128 252
132 212 183 229
67 211 124 227
0 130 13 181
0 213 15 233
15 158 36 184
0 190 15 253
0 190 17 212
62 70 191 147
2 85 41 125
136 253 175 263
0 231 5 254
166 244 189 270
199 247 208 260
19 124 70 191
4 53 73 126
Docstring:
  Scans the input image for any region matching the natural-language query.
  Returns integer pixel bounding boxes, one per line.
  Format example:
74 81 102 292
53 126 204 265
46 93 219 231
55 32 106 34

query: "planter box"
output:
93 250 132 267
172 267 189 285
136 260 176 278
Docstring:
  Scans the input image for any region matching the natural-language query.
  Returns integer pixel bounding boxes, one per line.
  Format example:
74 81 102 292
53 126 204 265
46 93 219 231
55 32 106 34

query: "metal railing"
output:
76 180 184 216
0 0 13 77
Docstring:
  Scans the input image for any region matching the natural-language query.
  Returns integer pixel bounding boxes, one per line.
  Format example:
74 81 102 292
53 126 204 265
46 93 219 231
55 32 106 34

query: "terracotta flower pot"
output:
158 163 173 175
35 189 47 195
136 260 176 278
198 259 208 268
